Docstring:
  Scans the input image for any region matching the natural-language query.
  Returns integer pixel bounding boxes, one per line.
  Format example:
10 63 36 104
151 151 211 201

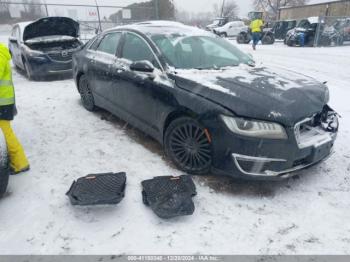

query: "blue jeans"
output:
252 32 261 46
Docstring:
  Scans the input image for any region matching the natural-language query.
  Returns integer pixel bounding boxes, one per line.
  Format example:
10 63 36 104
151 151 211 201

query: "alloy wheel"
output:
166 118 212 174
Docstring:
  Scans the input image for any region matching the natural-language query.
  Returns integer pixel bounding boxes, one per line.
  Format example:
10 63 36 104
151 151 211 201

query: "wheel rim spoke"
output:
170 122 212 171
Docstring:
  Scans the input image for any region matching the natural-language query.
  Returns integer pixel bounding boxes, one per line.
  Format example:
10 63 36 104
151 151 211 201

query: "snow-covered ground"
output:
0 31 350 255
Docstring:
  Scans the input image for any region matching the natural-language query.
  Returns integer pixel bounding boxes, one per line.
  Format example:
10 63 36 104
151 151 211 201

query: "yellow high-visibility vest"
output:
250 19 264 33
0 44 15 106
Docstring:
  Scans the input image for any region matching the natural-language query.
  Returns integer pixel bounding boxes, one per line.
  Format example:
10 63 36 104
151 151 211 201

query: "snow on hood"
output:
0 43 11 62
172 64 328 125
23 17 79 42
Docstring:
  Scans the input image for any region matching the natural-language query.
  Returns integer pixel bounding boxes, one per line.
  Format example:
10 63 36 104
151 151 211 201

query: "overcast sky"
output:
43 0 339 17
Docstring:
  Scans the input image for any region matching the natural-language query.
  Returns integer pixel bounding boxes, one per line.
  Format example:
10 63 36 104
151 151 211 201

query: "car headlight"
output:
221 115 288 140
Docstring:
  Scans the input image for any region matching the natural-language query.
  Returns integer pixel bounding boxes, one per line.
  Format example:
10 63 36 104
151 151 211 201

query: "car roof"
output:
105 20 213 38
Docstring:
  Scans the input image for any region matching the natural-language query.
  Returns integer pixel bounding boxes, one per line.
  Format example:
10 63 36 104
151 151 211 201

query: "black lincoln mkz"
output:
73 21 338 180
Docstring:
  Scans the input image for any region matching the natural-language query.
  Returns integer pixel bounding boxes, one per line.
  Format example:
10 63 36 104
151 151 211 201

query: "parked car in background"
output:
206 17 230 32
8 17 83 80
73 21 338 180
285 17 344 47
273 20 297 40
213 21 247 37
334 18 350 41
0 131 9 198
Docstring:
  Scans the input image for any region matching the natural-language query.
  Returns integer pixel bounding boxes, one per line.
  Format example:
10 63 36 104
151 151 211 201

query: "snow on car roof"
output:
106 20 213 37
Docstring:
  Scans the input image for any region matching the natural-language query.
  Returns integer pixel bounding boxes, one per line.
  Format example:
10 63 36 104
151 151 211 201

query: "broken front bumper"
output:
209 110 339 181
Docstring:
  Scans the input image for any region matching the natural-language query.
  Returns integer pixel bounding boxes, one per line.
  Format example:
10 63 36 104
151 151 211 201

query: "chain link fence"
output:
0 1 175 41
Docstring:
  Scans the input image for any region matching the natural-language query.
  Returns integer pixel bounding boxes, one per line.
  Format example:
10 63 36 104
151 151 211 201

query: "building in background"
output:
279 0 350 20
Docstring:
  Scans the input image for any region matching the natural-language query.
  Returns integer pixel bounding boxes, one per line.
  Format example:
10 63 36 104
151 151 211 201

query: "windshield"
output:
151 35 252 70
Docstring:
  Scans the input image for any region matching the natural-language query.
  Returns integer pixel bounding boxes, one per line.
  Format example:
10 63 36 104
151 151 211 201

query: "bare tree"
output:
254 0 308 19
21 0 45 20
213 0 239 18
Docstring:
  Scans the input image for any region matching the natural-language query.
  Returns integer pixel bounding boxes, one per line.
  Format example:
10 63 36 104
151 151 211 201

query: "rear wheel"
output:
0 131 9 198
262 34 275 45
79 75 96 112
164 117 212 175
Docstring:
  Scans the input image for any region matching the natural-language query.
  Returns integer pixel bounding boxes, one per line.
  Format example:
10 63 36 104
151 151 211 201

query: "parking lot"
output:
0 28 350 255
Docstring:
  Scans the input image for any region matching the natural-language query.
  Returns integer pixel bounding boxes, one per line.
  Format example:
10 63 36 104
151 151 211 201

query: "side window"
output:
96 32 121 55
121 33 159 68
87 37 99 50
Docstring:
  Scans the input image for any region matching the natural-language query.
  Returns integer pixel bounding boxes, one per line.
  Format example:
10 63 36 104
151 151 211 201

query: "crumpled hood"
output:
0 43 11 62
172 65 328 126
23 17 79 42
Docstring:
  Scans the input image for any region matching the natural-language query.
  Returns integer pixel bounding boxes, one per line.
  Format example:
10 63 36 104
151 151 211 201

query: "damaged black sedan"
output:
73 21 338 180
8 17 83 80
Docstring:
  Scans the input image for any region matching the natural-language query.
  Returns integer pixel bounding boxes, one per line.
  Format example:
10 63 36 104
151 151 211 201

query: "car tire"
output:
237 33 246 44
262 34 275 45
0 130 9 198
164 117 212 175
24 61 35 81
79 75 96 112
220 32 228 38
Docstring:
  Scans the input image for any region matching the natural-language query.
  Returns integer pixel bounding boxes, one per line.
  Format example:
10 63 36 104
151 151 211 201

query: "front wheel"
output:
237 33 248 44
24 61 35 81
0 131 9 198
220 32 228 38
78 75 96 112
164 117 212 175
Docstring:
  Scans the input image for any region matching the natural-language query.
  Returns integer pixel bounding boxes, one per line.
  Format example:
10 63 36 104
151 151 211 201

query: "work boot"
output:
10 166 30 175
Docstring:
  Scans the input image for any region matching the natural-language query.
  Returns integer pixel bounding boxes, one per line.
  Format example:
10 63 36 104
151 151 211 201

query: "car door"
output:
87 32 122 105
113 32 173 137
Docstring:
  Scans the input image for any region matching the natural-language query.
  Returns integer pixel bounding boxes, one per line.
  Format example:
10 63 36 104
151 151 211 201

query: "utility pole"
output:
94 0 102 32
221 0 225 17
44 0 49 17
154 0 159 20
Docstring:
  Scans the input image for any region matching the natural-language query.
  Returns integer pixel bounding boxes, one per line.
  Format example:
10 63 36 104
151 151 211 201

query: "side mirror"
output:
130 60 155 73
9 37 18 44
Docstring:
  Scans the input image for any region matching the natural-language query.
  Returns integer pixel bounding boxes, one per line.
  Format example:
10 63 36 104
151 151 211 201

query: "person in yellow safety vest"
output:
0 43 30 174
249 18 264 50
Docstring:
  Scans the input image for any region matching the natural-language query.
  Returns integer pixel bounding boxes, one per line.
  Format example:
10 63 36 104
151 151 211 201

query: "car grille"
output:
48 51 73 62
294 114 333 149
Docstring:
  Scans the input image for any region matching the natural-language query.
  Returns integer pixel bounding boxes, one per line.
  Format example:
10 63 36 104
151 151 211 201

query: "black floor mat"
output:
66 172 126 206
141 175 197 219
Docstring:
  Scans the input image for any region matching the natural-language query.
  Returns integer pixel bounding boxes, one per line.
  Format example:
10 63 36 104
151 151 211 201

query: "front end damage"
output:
211 106 339 180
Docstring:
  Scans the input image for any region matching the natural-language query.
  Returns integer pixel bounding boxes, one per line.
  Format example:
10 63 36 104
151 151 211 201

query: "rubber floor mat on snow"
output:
66 172 126 206
141 175 197 219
